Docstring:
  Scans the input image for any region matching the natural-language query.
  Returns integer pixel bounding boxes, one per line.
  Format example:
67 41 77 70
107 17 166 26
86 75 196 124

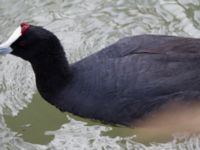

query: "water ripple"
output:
1 0 200 149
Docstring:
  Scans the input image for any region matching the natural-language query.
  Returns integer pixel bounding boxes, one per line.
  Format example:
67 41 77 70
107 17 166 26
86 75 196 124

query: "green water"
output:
1 0 200 149
5 94 67 144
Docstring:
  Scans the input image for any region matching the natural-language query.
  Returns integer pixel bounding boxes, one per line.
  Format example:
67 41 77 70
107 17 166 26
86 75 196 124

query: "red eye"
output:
19 41 25 47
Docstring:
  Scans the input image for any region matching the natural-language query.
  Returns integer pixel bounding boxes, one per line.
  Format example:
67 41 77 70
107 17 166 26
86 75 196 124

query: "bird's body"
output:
1 24 200 125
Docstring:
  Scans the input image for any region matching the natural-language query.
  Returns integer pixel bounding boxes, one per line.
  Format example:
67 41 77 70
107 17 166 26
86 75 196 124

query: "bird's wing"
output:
98 34 200 58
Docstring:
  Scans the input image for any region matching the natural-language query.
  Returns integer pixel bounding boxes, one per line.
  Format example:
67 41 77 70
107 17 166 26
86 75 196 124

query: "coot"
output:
1 23 200 126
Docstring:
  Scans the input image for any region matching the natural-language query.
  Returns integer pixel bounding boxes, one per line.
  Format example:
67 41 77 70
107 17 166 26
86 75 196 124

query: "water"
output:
1 0 200 149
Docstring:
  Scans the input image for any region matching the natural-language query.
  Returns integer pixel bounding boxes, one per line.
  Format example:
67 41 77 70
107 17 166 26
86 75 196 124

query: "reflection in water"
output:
0 56 35 116
5 93 68 144
1 0 200 149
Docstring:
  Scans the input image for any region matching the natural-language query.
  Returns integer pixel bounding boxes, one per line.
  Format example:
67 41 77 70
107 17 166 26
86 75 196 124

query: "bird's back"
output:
60 35 200 125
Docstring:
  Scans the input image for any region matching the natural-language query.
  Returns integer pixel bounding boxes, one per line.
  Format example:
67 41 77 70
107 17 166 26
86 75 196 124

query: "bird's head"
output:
0 23 63 61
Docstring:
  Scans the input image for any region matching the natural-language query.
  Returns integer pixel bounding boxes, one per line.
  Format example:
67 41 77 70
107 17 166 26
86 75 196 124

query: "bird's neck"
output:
30 53 71 104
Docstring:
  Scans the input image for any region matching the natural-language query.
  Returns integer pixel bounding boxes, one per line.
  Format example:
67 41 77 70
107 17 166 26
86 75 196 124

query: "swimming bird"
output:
1 23 200 126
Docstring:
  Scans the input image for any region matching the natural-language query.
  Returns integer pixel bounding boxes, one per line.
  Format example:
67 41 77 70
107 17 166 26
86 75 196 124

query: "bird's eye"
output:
19 41 26 47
